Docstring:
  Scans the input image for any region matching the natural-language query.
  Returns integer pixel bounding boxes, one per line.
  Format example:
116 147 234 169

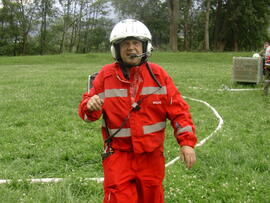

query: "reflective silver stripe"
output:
98 92 105 99
143 122 166 134
101 120 131 137
141 86 167 95
105 89 128 98
177 125 193 134
110 128 131 137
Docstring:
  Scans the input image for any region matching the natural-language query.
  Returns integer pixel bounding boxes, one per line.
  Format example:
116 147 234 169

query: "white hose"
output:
165 96 224 167
0 96 223 184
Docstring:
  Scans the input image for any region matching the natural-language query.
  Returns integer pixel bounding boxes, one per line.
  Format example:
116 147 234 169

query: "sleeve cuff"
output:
176 132 197 148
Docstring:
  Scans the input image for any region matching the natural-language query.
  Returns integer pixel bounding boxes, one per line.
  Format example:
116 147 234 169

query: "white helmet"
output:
110 19 153 61
252 53 260 58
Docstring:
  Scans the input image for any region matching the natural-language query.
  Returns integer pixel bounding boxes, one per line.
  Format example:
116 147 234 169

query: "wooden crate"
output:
232 57 263 84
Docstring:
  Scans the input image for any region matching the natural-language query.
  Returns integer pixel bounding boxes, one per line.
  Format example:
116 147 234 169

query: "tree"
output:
111 0 169 49
1 0 270 55
181 0 193 50
211 0 270 51
167 0 179 51
74 0 111 53
204 0 210 50
59 0 72 53
0 0 28 55
38 0 55 55
15 0 38 55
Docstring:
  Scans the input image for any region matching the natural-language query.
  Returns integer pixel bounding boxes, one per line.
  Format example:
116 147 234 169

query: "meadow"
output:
0 52 269 202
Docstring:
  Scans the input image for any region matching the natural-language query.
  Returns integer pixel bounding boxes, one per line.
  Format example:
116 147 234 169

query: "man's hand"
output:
87 95 104 111
180 146 196 169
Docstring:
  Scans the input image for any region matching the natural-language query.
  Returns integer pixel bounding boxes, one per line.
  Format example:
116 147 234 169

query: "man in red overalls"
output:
263 42 270 96
78 19 197 203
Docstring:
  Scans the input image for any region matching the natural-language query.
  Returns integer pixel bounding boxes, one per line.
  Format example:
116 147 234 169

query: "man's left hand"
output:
180 146 196 169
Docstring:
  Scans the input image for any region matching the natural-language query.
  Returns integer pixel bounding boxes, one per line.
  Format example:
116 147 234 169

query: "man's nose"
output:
127 42 135 49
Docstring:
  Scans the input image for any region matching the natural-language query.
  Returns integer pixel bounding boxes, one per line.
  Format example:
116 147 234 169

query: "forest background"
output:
0 0 270 56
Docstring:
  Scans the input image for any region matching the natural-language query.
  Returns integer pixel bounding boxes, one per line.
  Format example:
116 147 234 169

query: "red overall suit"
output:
78 62 197 203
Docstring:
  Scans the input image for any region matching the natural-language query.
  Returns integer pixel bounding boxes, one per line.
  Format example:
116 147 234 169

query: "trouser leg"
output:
264 69 270 96
102 149 165 203
103 151 137 203
136 179 164 203
135 148 165 203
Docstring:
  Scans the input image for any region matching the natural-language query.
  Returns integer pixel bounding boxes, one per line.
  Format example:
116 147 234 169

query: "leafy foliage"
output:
0 0 269 54
0 0 113 56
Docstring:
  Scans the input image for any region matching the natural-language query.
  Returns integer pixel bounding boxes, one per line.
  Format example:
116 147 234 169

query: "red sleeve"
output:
78 91 102 122
78 71 104 122
165 74 197 148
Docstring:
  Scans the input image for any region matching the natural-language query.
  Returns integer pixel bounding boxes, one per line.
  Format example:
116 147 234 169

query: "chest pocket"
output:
140 86 167 110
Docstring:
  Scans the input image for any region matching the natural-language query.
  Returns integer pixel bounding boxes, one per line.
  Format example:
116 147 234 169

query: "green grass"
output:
0 52 269 202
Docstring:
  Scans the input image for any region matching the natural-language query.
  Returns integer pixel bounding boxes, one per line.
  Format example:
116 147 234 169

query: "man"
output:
259 42 270 58
263 42 270 96
78 19 197 203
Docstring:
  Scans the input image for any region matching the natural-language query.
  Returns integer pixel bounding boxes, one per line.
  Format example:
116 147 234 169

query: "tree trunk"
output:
217 41 226 51
22 13 33 55
40 0 47 55
13 35 18 56
183 0 192 50
213 0 222 50
60 0 71 53
234 34 238 51
69 20 76 52
59 24 66 53
204 0 210 51
22 32 28 55
76 1 83 53
167 0 179 52
69 1 77 52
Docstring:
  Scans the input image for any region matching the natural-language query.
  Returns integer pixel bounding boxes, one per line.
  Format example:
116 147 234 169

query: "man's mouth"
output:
126 54 137 59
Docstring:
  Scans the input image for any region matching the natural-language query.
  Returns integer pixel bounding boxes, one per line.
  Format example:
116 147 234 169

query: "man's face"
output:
264 42 269 48
119 39 143 65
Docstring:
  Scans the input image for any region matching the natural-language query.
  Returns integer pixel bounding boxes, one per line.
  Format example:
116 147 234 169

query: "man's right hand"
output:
87 95 104 111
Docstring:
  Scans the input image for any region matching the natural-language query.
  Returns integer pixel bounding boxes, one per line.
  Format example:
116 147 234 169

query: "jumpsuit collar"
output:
115 62 145 83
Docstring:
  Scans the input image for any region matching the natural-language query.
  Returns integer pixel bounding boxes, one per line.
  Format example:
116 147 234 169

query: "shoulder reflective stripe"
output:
105 89 128 98
143 122 166 134
141 86 167 95
110 128 131 137
98 92 105 99
177 125 193 134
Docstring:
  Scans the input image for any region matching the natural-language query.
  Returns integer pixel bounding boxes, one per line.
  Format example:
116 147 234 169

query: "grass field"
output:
0 52 269 202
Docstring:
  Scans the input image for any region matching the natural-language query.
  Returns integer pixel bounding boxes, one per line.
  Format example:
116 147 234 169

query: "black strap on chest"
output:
100 63 163 160
104 63 162 142
146 63 162 88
